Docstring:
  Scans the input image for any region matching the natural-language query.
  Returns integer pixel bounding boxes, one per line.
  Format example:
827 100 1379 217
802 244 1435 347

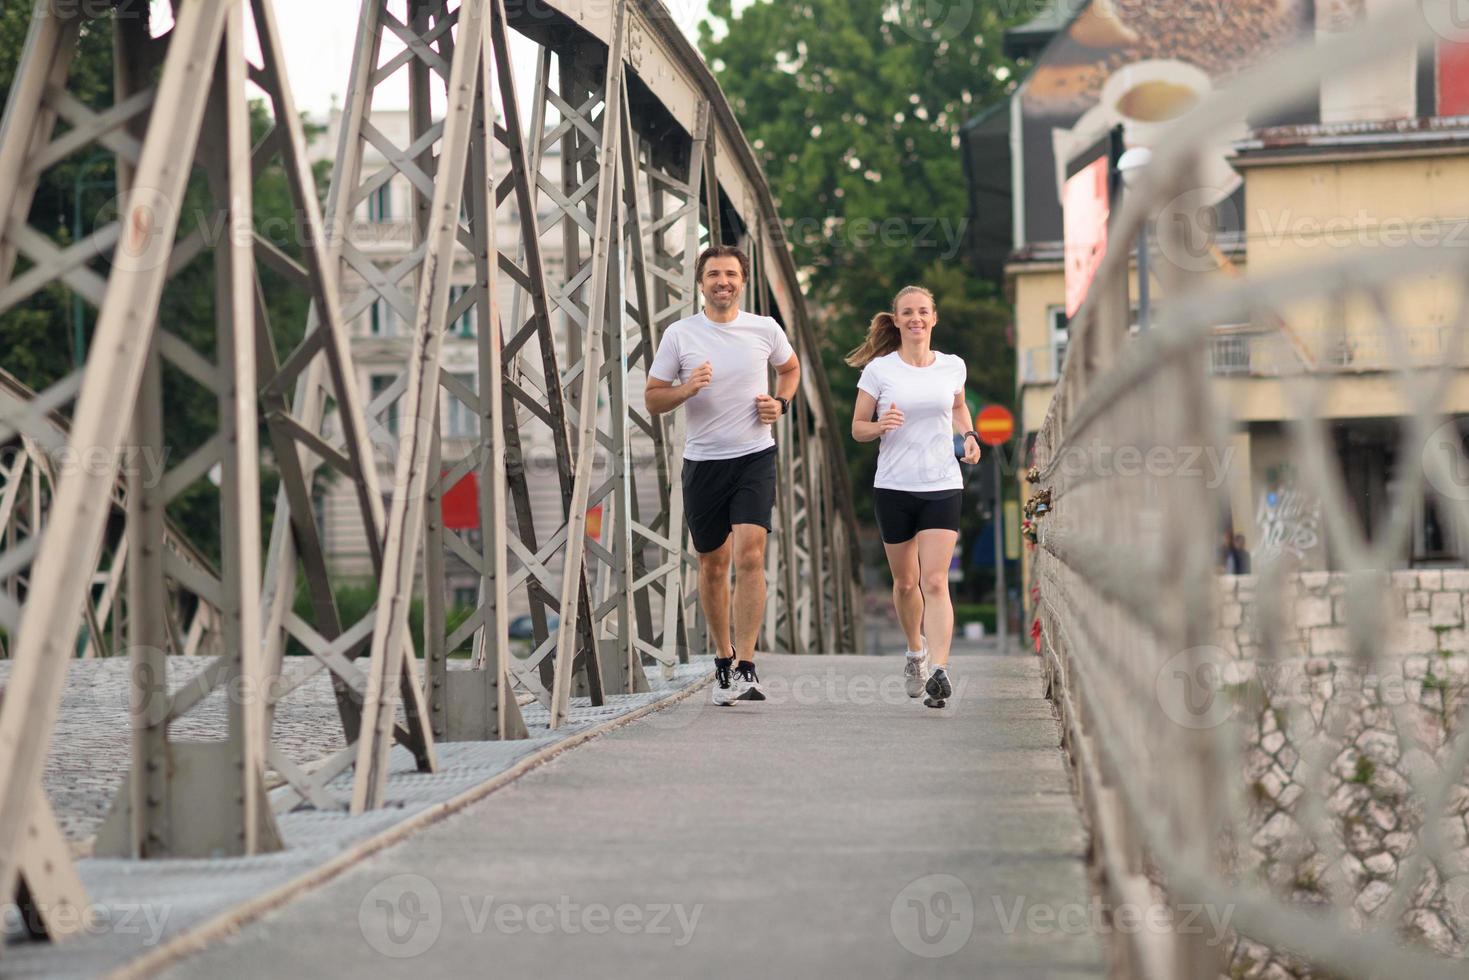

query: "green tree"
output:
0 7 328 563
0 9 115 386
700 0 1022 523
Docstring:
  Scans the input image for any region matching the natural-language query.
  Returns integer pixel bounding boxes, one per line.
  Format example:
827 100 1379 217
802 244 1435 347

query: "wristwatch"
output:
775 396 789 416
963 430 980 445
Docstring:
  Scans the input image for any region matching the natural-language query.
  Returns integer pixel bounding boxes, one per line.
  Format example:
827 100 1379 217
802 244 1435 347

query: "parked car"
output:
507 613 558 640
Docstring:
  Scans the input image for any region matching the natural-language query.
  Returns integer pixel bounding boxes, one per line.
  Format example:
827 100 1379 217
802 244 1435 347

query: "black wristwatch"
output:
775 396 789 416
963 430 980 445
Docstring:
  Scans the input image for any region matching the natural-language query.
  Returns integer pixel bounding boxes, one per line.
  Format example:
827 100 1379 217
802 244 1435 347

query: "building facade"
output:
966 1 1469 617
308 107 674 618
309 107 570 610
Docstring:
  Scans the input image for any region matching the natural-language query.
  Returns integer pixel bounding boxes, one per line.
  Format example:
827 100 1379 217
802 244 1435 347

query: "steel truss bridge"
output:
0 0 861 945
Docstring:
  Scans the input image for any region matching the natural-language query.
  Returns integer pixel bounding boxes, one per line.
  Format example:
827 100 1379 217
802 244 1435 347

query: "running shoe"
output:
711 654 735 706
729 660 766 702
923 666 952 709
903 642 929 698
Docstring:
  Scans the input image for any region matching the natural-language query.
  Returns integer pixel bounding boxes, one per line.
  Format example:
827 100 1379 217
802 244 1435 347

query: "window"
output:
452 586 478 609
370 374 398 436
368 182 392 222
443 372 478 438
1048 307 1069 376
449 285 475 337
1210 336 1251 376
369 296 394 337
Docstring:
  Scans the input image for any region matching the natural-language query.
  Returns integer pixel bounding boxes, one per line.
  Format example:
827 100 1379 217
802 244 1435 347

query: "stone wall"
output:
1215 571 1469 977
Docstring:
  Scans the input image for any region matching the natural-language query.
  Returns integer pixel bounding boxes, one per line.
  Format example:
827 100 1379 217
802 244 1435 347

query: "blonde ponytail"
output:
844 311 901 368
843 285 937 368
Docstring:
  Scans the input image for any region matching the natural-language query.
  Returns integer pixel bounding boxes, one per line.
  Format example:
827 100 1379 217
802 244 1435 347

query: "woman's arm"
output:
953 390 982 463
852 389 903 443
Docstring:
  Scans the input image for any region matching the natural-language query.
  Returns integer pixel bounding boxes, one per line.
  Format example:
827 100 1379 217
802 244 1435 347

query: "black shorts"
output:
682 446 778 554
874 488 962 544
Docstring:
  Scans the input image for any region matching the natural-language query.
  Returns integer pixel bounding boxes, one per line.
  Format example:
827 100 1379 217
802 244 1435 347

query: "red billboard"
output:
441 471 479 530
1063 157 1110 318
1440 40 1469 117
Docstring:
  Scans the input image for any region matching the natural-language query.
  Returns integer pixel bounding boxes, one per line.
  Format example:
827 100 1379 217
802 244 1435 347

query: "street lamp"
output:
1117 146 1153 333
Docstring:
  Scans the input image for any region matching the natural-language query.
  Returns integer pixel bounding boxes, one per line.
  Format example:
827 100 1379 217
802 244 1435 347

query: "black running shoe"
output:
924 667 952 709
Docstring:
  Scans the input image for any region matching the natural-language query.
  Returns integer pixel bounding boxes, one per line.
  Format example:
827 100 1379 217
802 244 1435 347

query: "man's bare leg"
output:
697 538 733 657
731 523 768 661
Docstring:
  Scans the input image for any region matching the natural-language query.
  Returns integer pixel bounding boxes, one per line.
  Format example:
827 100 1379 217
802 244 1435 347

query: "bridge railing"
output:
1030 4 1469 977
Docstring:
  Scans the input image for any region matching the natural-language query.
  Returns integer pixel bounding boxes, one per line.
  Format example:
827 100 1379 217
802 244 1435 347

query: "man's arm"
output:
755 353 800 424
644 377 687 417
646 360 712 417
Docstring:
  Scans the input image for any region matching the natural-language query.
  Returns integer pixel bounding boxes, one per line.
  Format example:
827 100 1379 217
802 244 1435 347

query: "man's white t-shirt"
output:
857 350 967 492
648 310 795 461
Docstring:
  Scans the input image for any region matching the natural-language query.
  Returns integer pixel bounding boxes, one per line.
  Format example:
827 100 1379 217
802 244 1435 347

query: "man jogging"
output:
645 245 801 705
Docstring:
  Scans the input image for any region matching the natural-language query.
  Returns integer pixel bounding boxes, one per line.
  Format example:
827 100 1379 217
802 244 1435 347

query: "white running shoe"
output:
728 661 766 703
711 656 736 706
904 643 930 698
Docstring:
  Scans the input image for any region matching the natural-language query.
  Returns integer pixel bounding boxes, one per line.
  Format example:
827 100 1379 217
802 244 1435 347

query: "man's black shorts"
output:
873 488 962 544
681 445 778 554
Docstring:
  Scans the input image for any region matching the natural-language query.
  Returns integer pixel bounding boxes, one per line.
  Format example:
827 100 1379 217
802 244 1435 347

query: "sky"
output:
240 0 750 117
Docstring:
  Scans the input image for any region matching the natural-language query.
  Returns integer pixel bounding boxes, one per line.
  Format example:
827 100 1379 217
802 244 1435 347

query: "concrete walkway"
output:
161 654 1106 979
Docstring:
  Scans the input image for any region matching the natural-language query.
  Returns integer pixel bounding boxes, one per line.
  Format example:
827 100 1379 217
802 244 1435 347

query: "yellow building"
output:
965 1 1469 619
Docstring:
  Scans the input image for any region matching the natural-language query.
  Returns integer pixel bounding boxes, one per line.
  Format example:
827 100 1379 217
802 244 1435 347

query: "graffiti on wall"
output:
1256 466 1322 563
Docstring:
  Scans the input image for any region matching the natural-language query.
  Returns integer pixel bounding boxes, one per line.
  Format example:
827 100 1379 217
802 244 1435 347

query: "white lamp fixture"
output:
1116 146 1154 187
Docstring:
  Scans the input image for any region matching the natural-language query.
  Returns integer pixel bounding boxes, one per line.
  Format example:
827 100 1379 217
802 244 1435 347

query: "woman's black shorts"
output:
873 488 962 544
681 446 778 554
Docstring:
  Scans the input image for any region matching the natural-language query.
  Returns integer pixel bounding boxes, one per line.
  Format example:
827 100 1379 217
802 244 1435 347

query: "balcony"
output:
344 218 416 251
1207 325 1453 377
1025 326 1454 386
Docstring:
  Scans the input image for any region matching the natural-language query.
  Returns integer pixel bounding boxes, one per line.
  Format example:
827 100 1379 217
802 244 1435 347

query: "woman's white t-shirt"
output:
857 350 966 492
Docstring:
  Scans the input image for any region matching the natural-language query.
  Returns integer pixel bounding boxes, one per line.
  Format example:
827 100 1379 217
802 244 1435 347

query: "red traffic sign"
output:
976 405 1014 447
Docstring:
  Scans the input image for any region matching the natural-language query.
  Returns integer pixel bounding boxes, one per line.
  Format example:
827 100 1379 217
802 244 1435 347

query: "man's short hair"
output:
696 244 750 282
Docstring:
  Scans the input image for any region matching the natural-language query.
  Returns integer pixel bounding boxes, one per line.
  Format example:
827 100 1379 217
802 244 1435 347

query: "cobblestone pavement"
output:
1 662 712 979
0 657 539 850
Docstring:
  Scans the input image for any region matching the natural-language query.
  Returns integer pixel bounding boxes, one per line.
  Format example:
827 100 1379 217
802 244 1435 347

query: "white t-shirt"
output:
648 310 796 461
857 351 967 492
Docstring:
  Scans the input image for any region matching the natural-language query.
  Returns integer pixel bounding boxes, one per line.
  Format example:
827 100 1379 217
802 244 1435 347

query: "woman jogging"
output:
848 285 982 709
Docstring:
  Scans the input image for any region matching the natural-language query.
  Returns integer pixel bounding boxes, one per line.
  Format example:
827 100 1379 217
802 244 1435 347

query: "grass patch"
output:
953 602 997 632
288 581 476 657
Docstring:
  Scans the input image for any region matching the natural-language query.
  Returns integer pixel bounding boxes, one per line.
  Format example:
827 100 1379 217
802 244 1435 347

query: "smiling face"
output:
700 256 745 313
894 290 937 345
